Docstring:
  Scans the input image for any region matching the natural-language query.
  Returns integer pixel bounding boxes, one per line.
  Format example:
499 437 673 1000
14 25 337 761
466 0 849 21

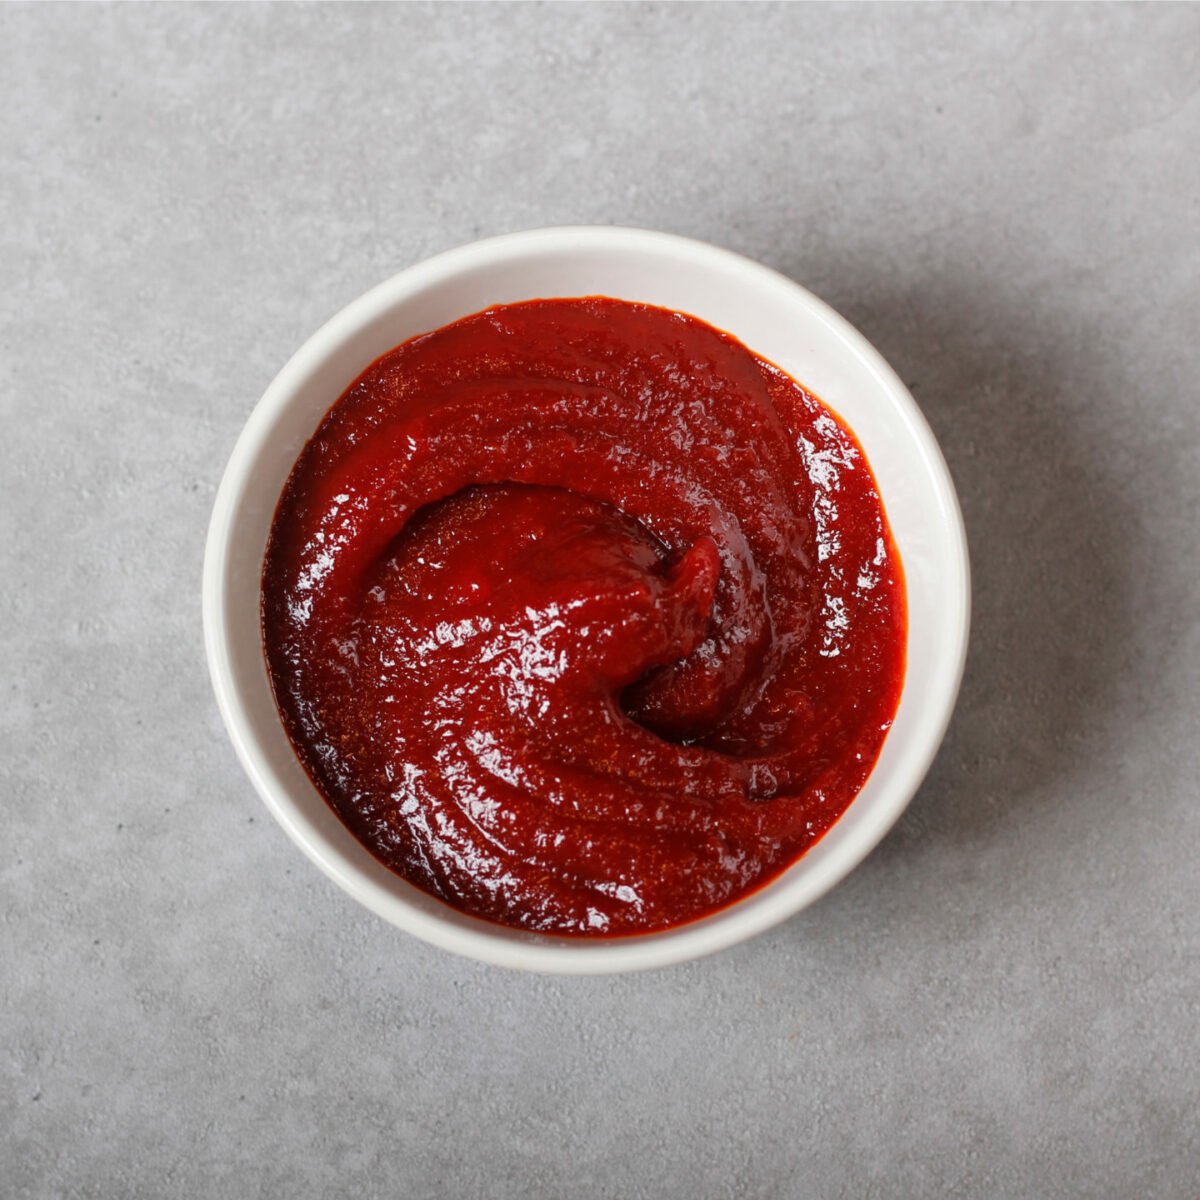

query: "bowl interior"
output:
204 228 968 973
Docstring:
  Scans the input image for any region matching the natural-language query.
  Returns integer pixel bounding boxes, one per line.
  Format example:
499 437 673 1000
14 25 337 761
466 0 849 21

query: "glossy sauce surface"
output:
262 298 905 935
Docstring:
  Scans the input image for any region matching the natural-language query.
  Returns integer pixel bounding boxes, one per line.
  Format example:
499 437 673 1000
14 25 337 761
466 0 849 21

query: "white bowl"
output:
203 227 970 974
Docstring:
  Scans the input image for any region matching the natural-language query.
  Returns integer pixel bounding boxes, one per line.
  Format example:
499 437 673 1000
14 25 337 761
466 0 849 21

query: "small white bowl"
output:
203 227 969 974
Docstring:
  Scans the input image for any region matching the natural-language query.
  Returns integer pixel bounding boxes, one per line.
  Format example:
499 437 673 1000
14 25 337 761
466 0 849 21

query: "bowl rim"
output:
203 225 970 974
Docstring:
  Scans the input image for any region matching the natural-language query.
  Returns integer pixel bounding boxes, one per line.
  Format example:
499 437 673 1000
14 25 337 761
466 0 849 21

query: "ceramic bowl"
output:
203 226 970 973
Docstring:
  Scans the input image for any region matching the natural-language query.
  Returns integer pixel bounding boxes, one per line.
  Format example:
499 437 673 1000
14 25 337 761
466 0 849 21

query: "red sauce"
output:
262 298 905 935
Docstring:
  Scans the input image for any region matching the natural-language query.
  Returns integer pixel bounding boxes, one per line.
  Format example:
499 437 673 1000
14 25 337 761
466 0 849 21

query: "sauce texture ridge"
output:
262 298 905 935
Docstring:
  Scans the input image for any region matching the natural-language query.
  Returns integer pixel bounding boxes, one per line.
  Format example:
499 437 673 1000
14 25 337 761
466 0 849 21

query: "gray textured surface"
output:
3 4 1198 1197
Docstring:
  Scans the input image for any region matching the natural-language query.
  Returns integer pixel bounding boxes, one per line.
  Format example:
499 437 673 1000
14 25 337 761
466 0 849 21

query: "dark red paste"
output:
262 298 905 935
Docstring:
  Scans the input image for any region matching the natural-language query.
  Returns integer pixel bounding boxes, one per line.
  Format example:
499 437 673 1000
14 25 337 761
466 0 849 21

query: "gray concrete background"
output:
3 4 1198 1197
